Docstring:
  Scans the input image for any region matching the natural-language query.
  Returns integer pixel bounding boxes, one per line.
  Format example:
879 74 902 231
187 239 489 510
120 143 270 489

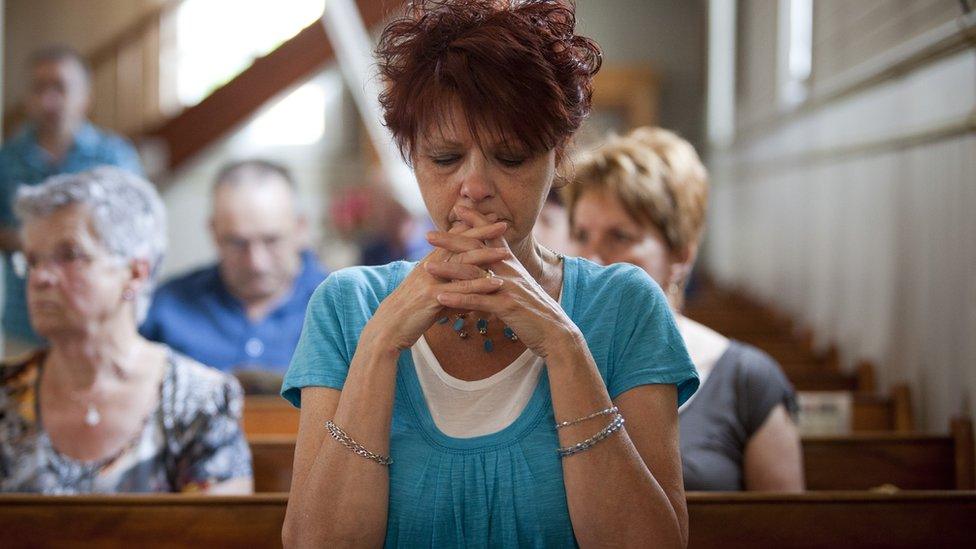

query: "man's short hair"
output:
29 45 92 82
212 159 297 193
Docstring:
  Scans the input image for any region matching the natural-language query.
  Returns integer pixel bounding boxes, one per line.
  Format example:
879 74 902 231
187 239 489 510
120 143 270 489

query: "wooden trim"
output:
590 66 659 128
725 112 976 181
856 361 877 393
952 416 976 489
2 492 975 548
892 384 915 432
145 0 403 173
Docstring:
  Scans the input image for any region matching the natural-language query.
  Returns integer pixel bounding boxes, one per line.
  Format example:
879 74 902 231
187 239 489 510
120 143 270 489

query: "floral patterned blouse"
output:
0 349 252 493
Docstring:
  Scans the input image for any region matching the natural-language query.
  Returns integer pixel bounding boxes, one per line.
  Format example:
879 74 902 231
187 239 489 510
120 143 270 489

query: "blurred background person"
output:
0 166 251 494
0 46 143 356
532 188 575 257
565 127 804 491
141 160 327 393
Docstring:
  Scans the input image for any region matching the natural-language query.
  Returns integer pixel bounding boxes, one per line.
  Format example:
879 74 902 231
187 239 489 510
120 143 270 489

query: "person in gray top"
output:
566 127 804 491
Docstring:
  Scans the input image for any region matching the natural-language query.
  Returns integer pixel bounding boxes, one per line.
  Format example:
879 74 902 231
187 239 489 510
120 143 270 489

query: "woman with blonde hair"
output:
566 127 804 491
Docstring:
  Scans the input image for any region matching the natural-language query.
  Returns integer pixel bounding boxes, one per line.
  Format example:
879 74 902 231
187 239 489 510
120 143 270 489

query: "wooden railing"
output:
2 492 975 548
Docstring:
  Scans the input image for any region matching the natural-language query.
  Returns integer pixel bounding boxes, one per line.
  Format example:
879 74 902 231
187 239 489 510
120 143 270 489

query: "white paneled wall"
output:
706 48 976 431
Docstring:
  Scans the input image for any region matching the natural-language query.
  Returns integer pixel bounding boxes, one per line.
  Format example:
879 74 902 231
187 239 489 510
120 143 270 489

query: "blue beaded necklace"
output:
436 246 563 353
436 313 519 353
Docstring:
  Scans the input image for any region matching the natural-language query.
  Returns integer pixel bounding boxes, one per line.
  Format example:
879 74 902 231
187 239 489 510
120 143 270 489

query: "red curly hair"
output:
376 0 602 163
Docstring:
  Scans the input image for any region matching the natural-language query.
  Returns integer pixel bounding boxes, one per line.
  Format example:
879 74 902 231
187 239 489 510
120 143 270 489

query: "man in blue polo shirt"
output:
0 46 143 356
141 160 327 388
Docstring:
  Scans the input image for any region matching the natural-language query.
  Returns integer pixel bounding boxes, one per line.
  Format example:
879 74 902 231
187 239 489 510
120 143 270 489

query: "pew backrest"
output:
250 425 976 493
2 492 974 548
243 396 299 437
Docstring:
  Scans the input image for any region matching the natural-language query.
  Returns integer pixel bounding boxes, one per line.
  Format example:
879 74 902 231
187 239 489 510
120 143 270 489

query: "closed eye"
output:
430 154 461 166
611 229 636 242
496 156 526 168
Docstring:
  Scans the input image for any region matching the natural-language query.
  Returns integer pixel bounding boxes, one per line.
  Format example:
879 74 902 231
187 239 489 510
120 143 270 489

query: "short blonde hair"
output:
564 127 709 253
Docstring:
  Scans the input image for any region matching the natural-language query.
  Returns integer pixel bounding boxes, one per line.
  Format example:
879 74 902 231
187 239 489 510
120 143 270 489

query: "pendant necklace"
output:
84 402 101 427
438 245 564 352
63 343 142 427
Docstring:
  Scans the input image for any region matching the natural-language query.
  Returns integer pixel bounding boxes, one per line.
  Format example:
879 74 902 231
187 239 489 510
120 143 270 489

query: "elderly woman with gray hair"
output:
0 166 252 494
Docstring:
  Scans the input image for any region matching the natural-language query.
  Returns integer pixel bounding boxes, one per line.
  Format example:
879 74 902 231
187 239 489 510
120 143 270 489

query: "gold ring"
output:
485 269 496 279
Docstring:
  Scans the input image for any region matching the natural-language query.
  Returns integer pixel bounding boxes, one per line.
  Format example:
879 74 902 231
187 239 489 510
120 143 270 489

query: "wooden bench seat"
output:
249 419 975 493
2 492 974 548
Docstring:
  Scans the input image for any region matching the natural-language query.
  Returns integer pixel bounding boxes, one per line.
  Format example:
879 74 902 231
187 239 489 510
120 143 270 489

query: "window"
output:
175 0 326 106
777 0 813 108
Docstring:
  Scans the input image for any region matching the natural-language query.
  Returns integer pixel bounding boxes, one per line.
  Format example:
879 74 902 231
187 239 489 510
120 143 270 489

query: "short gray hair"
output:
14 166 167 323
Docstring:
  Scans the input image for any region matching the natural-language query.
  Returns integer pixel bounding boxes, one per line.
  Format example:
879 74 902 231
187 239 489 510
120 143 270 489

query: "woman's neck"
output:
674 313 729 378
509 236 562 297
45 319 144 390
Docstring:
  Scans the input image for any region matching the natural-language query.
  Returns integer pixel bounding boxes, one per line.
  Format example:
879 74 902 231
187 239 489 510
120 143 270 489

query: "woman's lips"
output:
449 213 505 225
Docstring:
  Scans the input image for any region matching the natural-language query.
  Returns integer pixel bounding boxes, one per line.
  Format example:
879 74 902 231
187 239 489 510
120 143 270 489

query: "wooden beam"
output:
145 0 403 171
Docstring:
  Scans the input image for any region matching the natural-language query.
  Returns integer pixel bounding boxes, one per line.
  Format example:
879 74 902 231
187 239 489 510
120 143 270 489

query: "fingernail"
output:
490 278 504 286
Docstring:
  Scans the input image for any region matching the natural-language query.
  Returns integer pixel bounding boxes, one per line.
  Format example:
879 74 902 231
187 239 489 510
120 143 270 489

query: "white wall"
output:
577 0 706 149
705 20 976 431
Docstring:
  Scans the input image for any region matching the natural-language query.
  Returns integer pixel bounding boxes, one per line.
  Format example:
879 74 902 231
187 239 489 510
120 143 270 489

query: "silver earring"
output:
667 281 682 302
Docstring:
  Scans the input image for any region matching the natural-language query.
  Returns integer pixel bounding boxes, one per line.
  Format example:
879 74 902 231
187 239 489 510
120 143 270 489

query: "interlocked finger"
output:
437 275 504 295
425 260 493 281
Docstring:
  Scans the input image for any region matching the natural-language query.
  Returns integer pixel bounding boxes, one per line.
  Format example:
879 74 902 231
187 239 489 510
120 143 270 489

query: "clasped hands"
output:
370 205 574 358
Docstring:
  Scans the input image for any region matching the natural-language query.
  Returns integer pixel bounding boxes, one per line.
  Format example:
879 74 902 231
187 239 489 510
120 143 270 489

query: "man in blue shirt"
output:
141 160 327 387
0 46 143 355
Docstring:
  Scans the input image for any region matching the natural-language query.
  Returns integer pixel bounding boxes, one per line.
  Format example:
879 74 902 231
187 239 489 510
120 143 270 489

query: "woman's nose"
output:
578 241 605 265
28 264 59 288
459 157 495 202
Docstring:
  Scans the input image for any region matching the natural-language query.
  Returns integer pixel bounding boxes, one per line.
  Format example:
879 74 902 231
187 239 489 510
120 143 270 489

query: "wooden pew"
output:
251 435 297 493
3 492 975 548
249 419 976 493
804 424 975 490
243 396 298 437
686 491 976 548
0 494 288 548
244 385 911 437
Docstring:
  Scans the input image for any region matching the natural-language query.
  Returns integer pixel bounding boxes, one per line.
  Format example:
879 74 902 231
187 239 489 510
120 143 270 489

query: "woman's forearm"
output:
283 332 400 547
545 332 686 548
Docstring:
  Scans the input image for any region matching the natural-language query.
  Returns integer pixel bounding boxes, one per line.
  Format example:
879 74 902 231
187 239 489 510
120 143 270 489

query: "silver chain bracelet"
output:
556 413 625 458
325 420 393 466
555 405 619 430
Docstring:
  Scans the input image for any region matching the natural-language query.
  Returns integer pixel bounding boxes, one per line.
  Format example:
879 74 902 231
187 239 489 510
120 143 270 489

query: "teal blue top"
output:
282 257 698 547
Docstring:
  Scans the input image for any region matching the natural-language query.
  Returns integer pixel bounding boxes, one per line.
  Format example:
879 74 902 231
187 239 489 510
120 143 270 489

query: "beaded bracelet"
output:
555 405 619 430
325 420 393 466
556 413 625 458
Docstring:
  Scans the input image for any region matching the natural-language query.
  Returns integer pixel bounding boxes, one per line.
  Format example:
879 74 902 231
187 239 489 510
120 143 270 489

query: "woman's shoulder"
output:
163 348 244 419
725 341 790 384
0 351 44 395
568 256 665 303
724 340 798 426
311 261 415 305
